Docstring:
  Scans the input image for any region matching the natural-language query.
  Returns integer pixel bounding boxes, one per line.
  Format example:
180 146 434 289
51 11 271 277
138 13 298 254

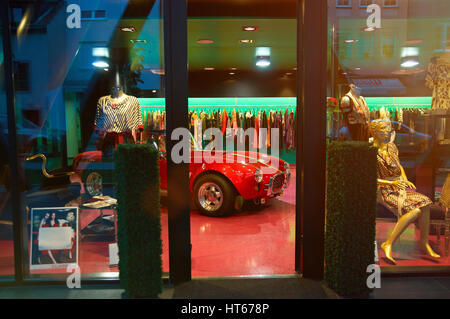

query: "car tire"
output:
193 174 236 217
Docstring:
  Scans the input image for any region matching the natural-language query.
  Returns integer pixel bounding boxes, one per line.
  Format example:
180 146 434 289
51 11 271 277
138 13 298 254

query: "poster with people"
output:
30 207 78 270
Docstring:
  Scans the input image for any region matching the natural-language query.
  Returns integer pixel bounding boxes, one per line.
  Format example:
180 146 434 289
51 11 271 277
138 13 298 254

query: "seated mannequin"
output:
370 119 440 264
340 84 370 141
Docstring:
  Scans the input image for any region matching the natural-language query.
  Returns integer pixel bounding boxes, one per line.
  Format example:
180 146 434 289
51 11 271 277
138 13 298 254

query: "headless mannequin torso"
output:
340 84 370 141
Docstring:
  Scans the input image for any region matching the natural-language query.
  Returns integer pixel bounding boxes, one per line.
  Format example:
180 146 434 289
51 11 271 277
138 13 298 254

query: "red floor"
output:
376 221 450 267
1 166 449 278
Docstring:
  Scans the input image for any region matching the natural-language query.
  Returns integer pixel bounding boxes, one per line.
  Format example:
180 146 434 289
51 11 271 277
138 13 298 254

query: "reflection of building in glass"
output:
328 0 450 97
9 0 163 171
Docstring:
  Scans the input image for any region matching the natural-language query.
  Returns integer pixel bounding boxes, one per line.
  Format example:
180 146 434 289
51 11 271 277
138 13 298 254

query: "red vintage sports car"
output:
71 132 290 217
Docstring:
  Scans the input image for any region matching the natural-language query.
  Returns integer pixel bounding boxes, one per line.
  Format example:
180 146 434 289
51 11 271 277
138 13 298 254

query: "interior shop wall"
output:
188 70 297 97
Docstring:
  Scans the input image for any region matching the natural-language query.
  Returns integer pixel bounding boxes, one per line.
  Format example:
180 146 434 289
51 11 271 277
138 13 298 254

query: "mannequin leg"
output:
381 208 421 264
418 205 440 258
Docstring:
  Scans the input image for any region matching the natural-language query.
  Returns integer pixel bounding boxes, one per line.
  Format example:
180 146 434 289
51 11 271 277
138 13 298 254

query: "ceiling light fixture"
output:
151 69 165 75
256 56 270 68
130 39 150 44
120 26 135 32
255 47 271 56
92 57 109 68
406 39 423 45
401 47 420 58
243 26 258 31
401 57 420 68
239 39 253 43
344 39 357 43
204 67 215 71
197 39 214 44
92 47 109 57
363 26 376 32
229 72 235 75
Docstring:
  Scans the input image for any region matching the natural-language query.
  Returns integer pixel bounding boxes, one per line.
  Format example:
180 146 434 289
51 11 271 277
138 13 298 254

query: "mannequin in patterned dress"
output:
370 119 440 264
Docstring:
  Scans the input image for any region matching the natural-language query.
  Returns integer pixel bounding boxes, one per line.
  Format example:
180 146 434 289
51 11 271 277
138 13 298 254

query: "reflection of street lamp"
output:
256 56 270 68
400 47 420 68
401 57 419 68
92 57 109 68
255 47 271 68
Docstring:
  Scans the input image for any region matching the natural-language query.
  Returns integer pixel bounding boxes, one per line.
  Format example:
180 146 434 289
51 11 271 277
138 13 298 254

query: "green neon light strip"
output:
139 97 296 108
138 97 432 109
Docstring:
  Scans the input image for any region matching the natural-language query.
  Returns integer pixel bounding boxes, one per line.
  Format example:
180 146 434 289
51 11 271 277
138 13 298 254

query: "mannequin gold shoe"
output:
419 243 440 258
381 242 396 264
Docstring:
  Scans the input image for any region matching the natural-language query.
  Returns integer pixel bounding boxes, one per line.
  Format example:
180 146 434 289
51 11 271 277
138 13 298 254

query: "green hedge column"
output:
114 144 162 298
325 141 378 297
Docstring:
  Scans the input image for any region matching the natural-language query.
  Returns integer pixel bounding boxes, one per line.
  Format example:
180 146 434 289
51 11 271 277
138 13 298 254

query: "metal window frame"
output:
336 0 352 8
383 0 399 8
359 0 374 8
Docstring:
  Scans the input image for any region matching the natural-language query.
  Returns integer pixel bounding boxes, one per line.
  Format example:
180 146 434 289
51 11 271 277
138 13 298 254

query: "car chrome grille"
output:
272 174 284 192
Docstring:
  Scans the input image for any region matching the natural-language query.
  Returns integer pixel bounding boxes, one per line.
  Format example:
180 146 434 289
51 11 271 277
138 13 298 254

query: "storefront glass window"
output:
186 1 297 277
0 22 15 279
328 0 450 269
8 0 168 280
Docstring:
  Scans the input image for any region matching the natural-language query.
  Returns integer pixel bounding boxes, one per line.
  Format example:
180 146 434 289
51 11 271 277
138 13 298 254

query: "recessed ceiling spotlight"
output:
293 67 297 70
130 39 150 44
243 26 258 31
344 39 357 43
151 69 165 75
406 39 423 45
354 67 361 70
285 72 293 76
152 90 157 93
363 26 376 32
197 39 214 44
120 26 135 32
204 67 215 71
229 72 235 75
239 39 253 43
230 67 237 70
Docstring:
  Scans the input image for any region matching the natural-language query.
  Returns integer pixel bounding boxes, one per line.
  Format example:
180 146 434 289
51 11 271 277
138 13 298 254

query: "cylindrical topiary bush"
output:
324 141 378 297
114 143 162 298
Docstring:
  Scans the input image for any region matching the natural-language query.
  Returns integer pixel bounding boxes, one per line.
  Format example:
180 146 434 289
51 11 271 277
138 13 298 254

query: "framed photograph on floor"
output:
30 207 79 270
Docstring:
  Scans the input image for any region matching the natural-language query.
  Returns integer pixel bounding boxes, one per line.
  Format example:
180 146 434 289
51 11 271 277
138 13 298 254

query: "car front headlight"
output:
254 168 263 183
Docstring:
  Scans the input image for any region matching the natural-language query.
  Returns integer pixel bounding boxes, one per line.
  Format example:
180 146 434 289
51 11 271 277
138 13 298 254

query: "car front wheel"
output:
194 174 236 217
83 170 103 197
